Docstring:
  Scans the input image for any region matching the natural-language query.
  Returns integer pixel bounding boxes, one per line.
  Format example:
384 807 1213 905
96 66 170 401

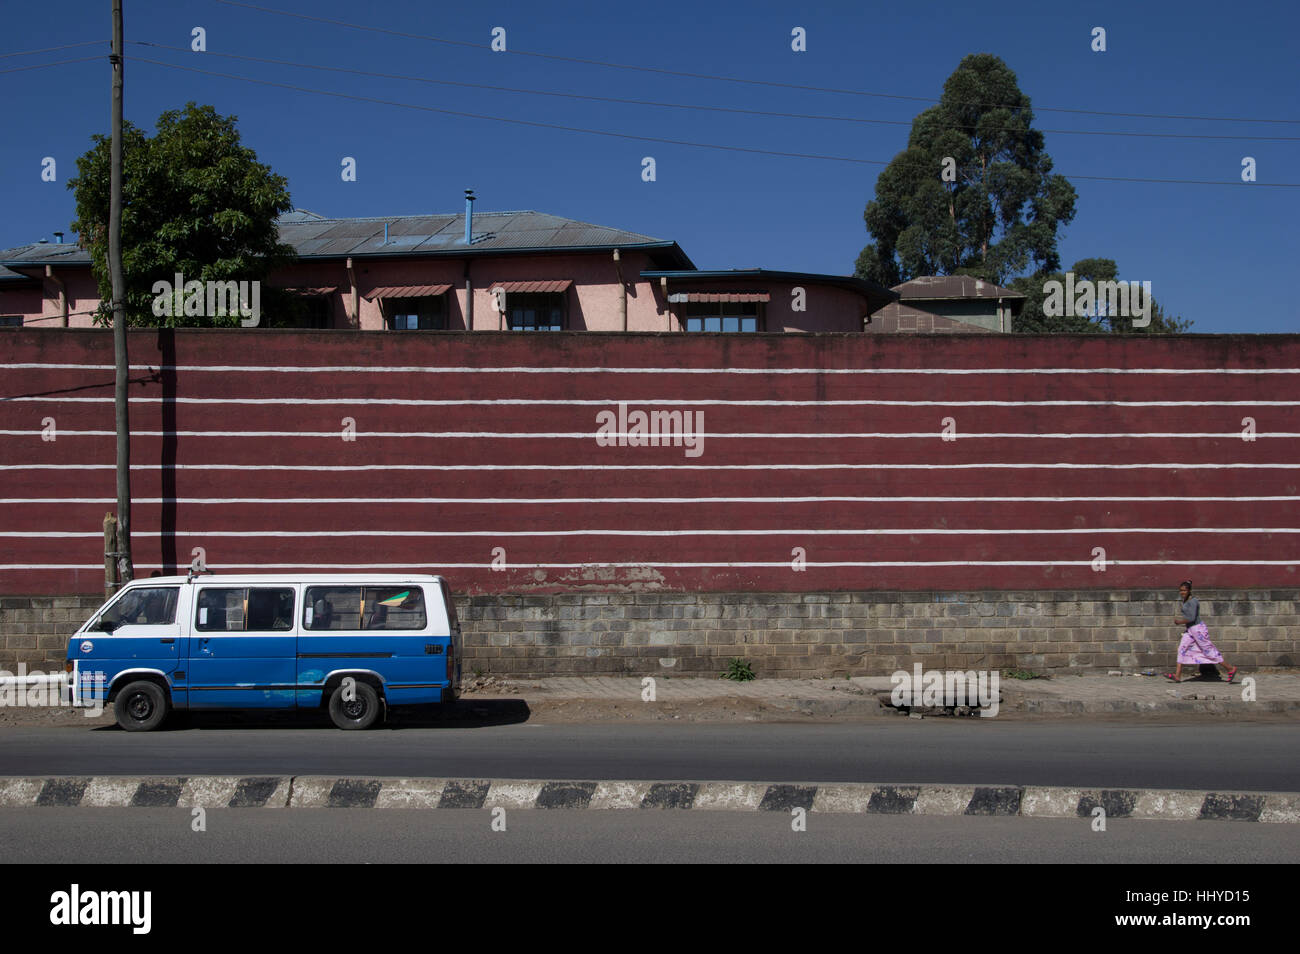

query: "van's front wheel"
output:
328 681 381 730
113 681 169 732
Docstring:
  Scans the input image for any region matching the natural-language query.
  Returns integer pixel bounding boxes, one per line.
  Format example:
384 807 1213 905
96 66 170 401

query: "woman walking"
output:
1165 580 1237 683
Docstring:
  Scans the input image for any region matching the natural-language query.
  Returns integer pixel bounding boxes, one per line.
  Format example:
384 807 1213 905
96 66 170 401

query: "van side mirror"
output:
97 617 119 634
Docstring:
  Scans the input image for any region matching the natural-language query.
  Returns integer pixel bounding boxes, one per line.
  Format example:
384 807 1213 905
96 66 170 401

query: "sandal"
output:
1163 672 1179 682
1225 667 1238 684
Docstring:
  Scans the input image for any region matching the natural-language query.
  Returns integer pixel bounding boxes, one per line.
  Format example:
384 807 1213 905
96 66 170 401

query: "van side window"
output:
196 588 295 632
304 587 360 630
303 586 426 630
103 587 179 627
249 589 295 631
363 586 426 630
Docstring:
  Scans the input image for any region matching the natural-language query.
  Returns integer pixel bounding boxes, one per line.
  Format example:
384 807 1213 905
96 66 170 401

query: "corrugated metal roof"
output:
2 209 691 269
491 280 573 294
0 210 695 270
892 275 1024 300
274 210 675 260
363 284 452 299
0 244 91 266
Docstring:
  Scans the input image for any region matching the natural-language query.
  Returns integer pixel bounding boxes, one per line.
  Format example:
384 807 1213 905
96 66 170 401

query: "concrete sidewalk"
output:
462 671 1300 718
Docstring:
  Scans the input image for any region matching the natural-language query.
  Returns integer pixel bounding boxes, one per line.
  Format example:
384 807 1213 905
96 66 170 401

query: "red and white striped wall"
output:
1 329 1297 595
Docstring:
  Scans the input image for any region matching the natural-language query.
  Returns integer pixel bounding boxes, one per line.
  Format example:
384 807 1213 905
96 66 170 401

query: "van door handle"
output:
160 638 175 644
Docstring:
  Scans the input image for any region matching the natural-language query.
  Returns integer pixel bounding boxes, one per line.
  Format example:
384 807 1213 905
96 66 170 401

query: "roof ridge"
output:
279 210 539 223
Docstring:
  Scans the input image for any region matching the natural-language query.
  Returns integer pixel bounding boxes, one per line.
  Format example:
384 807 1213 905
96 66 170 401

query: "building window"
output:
386 296 446 330
508 293 564 331
0 316 22 328
683 300 761 332
275 297 332 329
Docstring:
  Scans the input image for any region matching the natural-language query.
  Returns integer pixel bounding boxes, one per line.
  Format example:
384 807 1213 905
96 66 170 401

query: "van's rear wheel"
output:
114 680 169 732
328 681 381 730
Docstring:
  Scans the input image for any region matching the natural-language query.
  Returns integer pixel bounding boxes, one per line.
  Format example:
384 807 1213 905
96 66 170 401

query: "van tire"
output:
328 681 381 730
114 680 169 732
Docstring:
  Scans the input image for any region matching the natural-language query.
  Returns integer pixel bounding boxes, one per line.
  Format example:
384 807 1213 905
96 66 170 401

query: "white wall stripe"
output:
2 495 1296 504
3 560 1295 571
1 462 1296 472
4 528 1297 538
5 396 1299 407
3 430 1297 439
7 363 1300 375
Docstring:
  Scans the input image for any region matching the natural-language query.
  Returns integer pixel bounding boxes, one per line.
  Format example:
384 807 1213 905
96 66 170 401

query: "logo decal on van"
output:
80 641 93 653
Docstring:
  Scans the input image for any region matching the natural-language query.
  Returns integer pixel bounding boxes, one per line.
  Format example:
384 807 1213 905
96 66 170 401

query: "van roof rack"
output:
186 566 216 582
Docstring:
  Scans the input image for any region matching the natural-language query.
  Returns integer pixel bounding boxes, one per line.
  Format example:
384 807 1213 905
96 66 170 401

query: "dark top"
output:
1179 597 1200 628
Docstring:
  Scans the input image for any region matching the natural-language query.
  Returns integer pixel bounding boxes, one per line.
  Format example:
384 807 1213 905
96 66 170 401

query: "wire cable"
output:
131 55 1300 187
0 40 103 59
128 41 1300 143
0 55 102 75
212 0 1300 126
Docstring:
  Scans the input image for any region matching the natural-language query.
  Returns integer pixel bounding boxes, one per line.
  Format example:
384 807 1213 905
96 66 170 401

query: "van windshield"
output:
101 586 179 628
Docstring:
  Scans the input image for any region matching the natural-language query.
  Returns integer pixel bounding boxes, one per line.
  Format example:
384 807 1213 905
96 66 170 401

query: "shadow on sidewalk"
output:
88 699 533 732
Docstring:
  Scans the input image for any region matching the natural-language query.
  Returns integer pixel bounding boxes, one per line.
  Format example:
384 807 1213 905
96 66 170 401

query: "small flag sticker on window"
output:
378 591 410 607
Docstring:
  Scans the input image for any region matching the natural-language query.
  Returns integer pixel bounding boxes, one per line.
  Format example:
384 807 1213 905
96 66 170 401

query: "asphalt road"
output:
2 718 1299 791
1 808 1296 864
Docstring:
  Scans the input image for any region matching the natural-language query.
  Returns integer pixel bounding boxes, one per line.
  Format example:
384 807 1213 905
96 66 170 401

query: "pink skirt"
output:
1177 622 1224 665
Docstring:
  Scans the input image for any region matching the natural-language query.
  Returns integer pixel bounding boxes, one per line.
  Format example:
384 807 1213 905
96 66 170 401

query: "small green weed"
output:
720 658 756 681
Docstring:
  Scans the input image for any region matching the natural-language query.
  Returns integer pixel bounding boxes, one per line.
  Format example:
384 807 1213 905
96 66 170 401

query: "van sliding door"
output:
188 587 297 709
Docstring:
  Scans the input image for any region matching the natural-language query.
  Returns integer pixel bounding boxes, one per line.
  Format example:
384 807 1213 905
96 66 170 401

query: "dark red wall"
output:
2 328 1297 595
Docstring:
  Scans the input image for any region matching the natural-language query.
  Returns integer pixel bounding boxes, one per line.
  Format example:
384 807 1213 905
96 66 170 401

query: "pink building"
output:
1 208 899 333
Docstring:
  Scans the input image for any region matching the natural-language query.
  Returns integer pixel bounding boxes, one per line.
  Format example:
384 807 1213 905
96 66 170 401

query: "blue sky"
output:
2 0 1297 332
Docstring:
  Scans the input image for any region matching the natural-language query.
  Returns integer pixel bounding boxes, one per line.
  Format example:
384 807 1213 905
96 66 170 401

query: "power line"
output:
212 0 1300 126
0 55 102 75
131 56 890 167
132 55 1300 188
129 41 1300 144
0 40 102 59
13 309 104 325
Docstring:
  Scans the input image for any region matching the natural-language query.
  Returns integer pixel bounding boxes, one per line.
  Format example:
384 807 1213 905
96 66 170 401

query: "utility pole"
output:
108 0 133 588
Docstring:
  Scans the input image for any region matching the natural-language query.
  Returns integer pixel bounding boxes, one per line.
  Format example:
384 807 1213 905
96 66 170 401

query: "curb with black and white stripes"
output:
1 777 1298 821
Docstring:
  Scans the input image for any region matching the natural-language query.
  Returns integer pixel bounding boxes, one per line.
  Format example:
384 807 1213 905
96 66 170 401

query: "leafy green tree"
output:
855 53 1077 288
68 102 295 326
1011 258 1192 333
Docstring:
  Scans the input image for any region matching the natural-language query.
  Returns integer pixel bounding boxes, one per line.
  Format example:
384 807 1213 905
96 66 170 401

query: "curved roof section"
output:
642 268 898 314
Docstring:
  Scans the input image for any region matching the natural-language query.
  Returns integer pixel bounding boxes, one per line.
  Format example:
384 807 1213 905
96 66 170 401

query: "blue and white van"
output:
66 573 462 731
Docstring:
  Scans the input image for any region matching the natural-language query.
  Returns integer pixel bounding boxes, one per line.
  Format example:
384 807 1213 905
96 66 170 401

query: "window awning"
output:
283 286 338 296
668 291 770 303
363 284 452 300
490 280 573 294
